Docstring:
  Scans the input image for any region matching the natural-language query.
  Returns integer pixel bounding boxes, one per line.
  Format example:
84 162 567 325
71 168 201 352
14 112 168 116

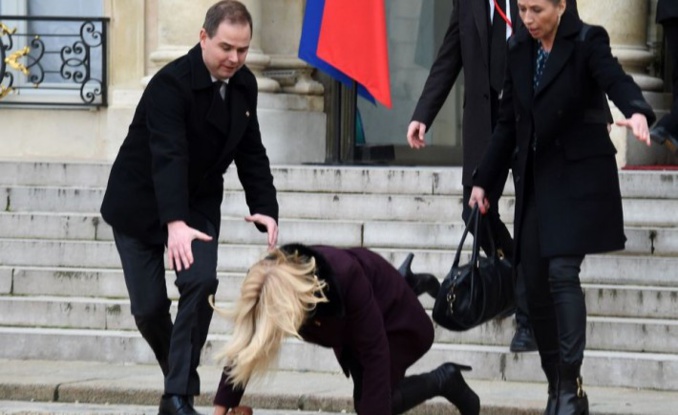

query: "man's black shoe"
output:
509 325 538 353
650 126 678 155
159 394 202 415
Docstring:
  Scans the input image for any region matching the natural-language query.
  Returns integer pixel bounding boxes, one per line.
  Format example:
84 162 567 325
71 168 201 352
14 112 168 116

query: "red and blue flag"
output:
298 0 392 108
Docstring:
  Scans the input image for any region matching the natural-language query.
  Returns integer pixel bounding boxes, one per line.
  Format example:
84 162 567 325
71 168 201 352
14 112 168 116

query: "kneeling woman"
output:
212 244 479 415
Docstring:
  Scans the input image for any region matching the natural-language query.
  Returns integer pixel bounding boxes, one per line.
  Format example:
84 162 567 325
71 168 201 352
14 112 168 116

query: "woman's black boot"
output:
434 362 481 415
554 363 589 415
391 362 480 415
398 253 441 298
542 363 558 415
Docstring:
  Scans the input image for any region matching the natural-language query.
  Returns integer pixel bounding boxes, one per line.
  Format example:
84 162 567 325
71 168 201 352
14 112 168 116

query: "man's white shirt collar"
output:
489 0 513 39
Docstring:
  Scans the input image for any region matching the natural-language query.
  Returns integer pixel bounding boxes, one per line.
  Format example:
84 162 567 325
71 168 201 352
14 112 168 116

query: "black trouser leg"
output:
113 220 219 397
519 195 588 415
518 197 559 366
167 221 219 396
514 268 531 327
548 256 586 364
113 229 173 377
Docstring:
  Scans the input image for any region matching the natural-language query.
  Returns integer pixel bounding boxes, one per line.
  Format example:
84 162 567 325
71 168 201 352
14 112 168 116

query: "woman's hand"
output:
469 186 489 214
615 113 650 146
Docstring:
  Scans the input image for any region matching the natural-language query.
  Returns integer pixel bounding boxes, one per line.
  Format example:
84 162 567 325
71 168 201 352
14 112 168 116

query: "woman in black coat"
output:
211 245 479 415
469 1 656 414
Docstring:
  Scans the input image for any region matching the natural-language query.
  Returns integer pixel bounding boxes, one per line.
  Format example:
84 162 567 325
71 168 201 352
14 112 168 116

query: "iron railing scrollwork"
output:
0 16 109 107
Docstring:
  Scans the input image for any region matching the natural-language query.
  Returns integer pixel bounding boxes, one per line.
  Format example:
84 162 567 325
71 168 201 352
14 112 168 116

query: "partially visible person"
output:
211 245 480 415
651 0 678 154
468 0 655 414
100 2 278 414
406 0 583 353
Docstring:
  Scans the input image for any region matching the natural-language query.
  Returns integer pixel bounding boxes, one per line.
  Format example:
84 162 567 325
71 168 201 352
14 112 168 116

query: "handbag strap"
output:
449 205 502 327
452 205 498 268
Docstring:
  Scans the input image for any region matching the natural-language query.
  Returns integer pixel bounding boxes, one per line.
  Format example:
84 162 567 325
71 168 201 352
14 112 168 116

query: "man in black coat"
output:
651 0 678 154
100 2 278 414
407 0 581 352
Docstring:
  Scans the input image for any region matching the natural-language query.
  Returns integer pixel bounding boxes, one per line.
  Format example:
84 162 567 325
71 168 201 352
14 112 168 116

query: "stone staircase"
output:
1 160 677 400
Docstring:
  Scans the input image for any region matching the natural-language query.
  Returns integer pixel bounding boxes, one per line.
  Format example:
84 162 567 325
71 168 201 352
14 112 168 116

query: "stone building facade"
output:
0 0 673 166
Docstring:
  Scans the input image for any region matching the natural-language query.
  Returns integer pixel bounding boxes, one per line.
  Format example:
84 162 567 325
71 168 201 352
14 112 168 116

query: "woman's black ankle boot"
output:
397 253 441 298
391 362 479 415
432 362 480 415
555 363 589 415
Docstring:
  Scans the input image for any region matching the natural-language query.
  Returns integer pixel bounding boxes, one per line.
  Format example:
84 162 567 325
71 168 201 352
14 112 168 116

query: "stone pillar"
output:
236 0 280 92
146 0 210 76
579 0 663 91
147 0 279 91
103 0 148 159
253 0 325 164
260 0 323 96
267 56 324 96
106 0 146 89
579 0 674 166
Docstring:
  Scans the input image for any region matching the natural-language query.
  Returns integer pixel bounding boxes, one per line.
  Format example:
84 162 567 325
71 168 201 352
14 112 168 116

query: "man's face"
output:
200 21 251 80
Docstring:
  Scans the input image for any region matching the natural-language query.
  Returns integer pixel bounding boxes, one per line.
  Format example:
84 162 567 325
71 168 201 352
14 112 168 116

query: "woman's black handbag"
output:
432 205 516 331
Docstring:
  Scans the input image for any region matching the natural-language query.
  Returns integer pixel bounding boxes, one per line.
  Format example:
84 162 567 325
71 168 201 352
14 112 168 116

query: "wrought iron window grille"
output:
0 15 109 108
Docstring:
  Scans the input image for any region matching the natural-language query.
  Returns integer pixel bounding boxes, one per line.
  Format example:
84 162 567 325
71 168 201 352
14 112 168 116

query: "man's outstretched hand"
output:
245 214 278 250
167 220 213 271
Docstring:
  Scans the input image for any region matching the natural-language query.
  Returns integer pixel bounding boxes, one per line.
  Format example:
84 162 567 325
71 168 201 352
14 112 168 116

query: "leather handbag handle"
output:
452 205 498 269
448 205 501 326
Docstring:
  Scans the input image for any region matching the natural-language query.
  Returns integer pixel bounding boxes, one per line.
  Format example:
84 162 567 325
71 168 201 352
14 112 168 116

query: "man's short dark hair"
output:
203 0 253 38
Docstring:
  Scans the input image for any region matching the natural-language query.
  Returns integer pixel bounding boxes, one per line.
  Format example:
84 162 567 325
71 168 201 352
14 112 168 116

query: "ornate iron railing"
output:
0 16 109 107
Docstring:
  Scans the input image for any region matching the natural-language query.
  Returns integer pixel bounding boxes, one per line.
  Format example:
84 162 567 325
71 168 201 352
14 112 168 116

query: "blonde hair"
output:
212 248 328 388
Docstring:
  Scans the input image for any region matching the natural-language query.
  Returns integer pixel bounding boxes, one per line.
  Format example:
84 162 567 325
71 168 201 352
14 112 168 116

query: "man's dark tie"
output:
214 80 226 102
490 0 508 93
212 80 231 141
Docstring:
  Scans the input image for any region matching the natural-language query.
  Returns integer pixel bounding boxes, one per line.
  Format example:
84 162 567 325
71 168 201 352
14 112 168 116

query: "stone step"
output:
0 162 463 195
0 241 677 286
4 184 678 226
2 185 514 222
0 402 339 415
1 327 676 391
1 296 676 354
1 160 676 200
3 359 676 415
0 212 364 247
2 212 678 255
5 267 678 319
433 316 678 354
